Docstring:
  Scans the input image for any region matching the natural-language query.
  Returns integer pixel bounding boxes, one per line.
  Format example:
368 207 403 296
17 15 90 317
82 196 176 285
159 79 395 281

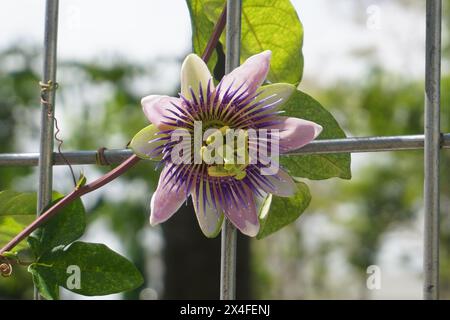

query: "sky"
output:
0 0 425 84
1 0 427 299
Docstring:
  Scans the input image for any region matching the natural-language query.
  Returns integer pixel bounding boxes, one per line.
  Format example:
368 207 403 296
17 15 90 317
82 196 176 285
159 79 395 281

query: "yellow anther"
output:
208 166 231 177
206 134 216 145
224 162 235 171
204 127 250 181
205 126 229 145
217 145 234 161
238 164 248 171
201 146 214 163
234 170 247 180
219 125 230 135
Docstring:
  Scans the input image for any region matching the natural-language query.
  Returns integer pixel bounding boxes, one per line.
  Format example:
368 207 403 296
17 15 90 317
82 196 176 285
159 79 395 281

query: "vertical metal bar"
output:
220 0 242 300
423 0 442 300
36 0 59 300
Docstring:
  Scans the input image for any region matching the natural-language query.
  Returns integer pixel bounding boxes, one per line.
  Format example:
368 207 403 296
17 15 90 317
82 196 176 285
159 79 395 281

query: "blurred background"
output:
0 0 449 299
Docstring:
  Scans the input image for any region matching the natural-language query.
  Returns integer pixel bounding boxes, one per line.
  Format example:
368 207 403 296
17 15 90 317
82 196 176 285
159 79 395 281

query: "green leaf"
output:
257 182 311 239
0 191 86 254
27 236 41 256
186 0 218 72
28 263 60 300
0 191 37 251
1 251 17 259
280 90 352 180
0 190 37 214
76 172 87 189
191 0 304 84
28 195 86 258
38 242 143 296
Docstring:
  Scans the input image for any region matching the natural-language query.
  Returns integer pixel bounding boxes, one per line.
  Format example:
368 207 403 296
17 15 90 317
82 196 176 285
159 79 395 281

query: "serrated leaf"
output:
280 90 351 180
192 0 304 84
28 195 86 258
38 242 143 296
257 182 311 239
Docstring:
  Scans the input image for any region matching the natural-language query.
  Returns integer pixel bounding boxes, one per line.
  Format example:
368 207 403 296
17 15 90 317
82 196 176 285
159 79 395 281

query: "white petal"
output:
191 180 224 238
180 54 214 100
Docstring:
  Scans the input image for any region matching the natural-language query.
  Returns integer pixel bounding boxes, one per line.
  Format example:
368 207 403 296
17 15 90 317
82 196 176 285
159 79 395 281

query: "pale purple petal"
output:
253 83 296 111
222 185 259 237
150 165 189 226
219 50 271 98
141 95 183 130
268 116 322 152
260 168 296 197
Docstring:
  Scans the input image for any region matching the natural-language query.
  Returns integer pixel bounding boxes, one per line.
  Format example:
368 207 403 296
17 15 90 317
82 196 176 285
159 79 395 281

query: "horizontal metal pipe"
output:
0 134 449 167
289 133 450 155
0 149 133 166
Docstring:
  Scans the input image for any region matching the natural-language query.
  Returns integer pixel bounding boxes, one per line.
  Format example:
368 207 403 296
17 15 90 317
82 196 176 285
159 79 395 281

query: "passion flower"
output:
131 51 322 237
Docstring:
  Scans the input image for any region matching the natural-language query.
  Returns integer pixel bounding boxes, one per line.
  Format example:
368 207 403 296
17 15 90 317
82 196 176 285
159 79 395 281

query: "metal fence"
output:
0 0 445 300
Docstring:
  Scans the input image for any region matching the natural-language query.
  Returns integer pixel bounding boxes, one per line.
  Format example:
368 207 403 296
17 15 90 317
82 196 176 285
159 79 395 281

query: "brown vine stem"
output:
0 4 227 257
0 154 140 255
201 3 227 62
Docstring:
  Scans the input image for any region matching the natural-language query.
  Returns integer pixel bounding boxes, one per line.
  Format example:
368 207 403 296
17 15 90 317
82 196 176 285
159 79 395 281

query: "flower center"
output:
200 125 250 180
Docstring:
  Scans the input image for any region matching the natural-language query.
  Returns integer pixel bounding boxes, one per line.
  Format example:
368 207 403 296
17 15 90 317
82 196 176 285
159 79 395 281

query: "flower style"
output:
131 51 322 237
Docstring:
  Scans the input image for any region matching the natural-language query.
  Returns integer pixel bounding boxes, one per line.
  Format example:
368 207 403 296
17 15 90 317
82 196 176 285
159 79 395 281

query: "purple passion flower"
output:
130 51 322 237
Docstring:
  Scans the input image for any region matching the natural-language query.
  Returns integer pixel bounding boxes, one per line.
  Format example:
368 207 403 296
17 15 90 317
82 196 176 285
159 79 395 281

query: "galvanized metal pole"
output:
423 0 441 300
36 0 59 300
220 0 241 300
1 134 450 167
